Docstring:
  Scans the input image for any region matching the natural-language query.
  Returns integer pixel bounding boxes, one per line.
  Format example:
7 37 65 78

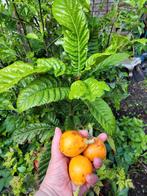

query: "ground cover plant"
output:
0 0 146 195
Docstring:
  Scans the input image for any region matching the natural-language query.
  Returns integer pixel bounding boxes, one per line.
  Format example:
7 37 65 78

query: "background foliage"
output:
0 0 146 195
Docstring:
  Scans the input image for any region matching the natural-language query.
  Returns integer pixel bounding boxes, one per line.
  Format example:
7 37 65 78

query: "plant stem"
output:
106 0 109 13
5 0 9 7
38 0 49 57
92 0 95 16
106 4 120 48
2 13 39 31
88 123 94 137
12 0 32 53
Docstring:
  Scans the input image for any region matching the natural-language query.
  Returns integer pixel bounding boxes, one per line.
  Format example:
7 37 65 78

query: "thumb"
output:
51 127 63 159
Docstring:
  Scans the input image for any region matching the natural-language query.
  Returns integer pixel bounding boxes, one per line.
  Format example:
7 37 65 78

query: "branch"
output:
106 4 120 48
38 0 49 57
12 0 32 52
38 0 45 32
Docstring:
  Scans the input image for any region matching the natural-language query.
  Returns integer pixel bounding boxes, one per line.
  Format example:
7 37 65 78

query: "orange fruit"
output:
69 155 93 185
83 138 106 161
59 131 87 157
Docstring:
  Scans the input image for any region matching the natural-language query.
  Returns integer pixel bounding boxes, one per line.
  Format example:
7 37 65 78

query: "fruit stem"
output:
73 186 80 196
88 123 94 137
85 138 95 144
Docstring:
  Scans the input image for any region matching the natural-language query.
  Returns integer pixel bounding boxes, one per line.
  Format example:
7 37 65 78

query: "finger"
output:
72 182 78 192
86 174 98 186
79 185 89 196
79 130 89 137
98 133 107 142
93 158 103 169
79 174 98 196
51 127 63 159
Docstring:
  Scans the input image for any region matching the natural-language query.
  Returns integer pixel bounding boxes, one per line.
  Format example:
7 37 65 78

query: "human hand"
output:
36 127 107 196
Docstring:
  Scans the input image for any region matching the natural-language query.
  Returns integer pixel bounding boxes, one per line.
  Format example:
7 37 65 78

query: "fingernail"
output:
93 158 103 169
98 133 107 142
55 127 60 134
86 174 98 185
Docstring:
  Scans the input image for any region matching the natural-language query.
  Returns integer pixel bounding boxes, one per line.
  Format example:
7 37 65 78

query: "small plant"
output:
114 117 147 172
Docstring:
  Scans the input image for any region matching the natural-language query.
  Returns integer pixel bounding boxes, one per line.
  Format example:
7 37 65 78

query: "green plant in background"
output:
89 0 147 55
96 164 134 196
0 0 62 65
0 0 146 195
114 117 147 172
94 116 146 196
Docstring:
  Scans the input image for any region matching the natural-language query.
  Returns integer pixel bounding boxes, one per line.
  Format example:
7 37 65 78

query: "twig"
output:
106 4 120 48
38 0 49 57
12 0 32 52
106 0 109 13
5 0 9 7
47 35 63 49
1 13 39 31
92 0 95 16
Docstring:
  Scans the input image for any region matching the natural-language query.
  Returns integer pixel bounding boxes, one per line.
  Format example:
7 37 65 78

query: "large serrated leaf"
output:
85 98 116 135
17 77 69 112
13 123 53 144
0 58 66 93
52 0 89 75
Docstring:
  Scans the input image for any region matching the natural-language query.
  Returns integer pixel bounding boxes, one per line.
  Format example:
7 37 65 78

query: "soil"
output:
117 80 147 131
118 80 147 196
129 160 147 196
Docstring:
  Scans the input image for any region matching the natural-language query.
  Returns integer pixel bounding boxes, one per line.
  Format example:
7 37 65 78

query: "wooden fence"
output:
90 0 114 15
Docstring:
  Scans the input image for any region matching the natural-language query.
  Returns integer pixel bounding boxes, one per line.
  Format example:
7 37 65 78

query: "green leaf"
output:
132 38 147 45
106 34 130 53
52 0 89 75
0 58 66 93
13 123 53 144
0 93 15 111
17 77 69 112
79 0 90 12
69 80 87 99
88 28 99 57
107 136 116 152
0 178 5 192
69 78 110 101
36 58 66 76
26 33 40 40
85 98 116 135
90 53 129 74
0 48 16 64
0 62 35 93
38 142 51 184
17 166 26 173
86 52 112 70
84 78 110 100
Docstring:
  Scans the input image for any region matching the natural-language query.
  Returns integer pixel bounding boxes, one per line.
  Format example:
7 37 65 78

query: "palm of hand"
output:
45 156 72 196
